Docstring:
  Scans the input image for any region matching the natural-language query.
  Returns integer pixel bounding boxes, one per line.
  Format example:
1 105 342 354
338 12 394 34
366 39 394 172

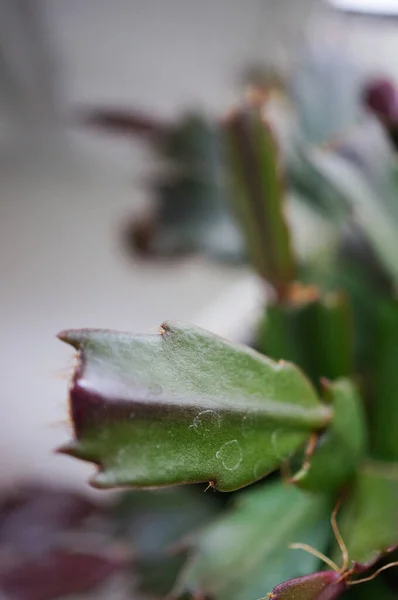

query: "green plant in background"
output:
58 101 398 600
82 45 398 277
83 107 244 261
139 112 243 260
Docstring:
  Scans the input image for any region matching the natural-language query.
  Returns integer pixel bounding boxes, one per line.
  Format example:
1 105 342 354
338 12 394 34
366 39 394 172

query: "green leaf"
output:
287 146 350 222
58 322 331 492
157 112 220 172
225 107 295 293
338 224 393 301
257 292 354 387
292 379 367 493
370 299 398 461
113 486 220 595
138 111 245 262
347 577 397 600
175 481 331 600
114 486 219 559
150 175 244 261
333 225 394 372
306 148 398 285
333 461 398 566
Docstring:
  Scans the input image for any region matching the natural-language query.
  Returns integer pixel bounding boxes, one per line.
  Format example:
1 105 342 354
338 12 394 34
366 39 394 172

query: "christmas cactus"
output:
58 103 398 599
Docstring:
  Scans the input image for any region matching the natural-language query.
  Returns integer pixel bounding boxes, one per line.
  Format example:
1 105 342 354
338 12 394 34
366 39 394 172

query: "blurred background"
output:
2 0 398 598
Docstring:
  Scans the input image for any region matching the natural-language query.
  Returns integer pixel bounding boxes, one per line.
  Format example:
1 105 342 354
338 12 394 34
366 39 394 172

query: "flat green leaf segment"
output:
114 486 220 596
175 481 331 600
348 578 398 600
225 107 295 291
58 322 331 492
371 299 398 461
305 148 398 285
293 379 366 493
334 461 398 566
257 293 354 388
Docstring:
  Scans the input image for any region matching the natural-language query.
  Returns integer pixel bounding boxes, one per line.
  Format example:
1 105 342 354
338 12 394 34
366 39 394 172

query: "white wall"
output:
44 0 320 116
45 0 265 118
312 3 398 80
0 0 320 127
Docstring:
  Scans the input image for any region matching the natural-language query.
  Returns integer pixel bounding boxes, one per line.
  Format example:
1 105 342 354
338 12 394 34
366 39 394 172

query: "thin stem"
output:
331 500 349 572
289 543 340 573
280 460 292 485
302 432 319 472
348 561 398 586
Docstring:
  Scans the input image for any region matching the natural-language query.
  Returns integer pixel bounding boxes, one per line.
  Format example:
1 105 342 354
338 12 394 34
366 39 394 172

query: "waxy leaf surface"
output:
333 461 398 567
293 379 366 493
175 481 331 600
59 322 330 492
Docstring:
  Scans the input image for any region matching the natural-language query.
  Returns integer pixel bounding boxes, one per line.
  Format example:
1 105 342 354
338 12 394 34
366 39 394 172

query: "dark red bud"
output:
268 570 346 600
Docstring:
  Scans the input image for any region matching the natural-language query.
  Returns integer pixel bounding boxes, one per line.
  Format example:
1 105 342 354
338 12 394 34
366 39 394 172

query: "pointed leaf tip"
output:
57 329 88 349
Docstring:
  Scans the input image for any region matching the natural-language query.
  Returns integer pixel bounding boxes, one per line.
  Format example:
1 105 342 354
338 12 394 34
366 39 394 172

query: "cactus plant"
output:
58 101 398 599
